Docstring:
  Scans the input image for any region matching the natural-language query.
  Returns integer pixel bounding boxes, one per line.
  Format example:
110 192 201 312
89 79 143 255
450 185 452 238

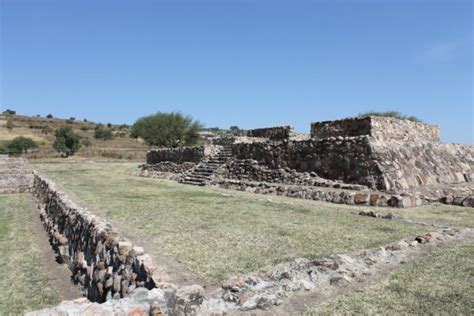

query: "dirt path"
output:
27 196 83 301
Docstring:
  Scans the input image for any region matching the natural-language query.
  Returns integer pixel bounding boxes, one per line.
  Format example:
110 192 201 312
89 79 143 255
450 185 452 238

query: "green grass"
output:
0 194 60 314
306 241 474 315
378 204 474 228
32 162 432 282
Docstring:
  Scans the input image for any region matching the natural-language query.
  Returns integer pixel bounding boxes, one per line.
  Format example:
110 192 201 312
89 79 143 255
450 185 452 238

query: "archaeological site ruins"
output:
137 116 473 208
1 116 473 315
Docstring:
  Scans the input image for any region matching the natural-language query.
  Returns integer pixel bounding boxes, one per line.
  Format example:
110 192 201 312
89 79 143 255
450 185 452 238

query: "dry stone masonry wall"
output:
146 146 204 164
247 125 293 140
311 116 440 142
33 174 158 303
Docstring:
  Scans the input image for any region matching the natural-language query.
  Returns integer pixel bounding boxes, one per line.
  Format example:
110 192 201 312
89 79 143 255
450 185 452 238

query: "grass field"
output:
0 114 148 160
32 162 435 283
306 241 474 315
0 194 60 314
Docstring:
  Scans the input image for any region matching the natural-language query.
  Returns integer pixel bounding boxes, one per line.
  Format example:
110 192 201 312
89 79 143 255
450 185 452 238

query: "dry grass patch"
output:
305 241 474 315
0 194 60 314
33 162 430 283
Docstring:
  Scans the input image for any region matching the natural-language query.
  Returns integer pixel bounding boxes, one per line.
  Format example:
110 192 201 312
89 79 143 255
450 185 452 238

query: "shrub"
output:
131 112 202 147
5 119 14 130
80 125 90 131
53 125 81 157
46 114 53 119
41 125 54 134
2 109 15 115
94 127 114 140
118 124 129 130
107 123 112 128
5 136 38 155
82 138 92 147
83 118 88 122
358 111 422 123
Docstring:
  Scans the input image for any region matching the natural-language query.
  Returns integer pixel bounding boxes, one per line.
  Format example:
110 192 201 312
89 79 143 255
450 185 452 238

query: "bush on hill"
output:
3 136 38 156
94 127 114 140
53 125 81 157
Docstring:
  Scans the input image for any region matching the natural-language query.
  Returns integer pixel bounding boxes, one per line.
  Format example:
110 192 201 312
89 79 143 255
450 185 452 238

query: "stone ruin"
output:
136 116 474 208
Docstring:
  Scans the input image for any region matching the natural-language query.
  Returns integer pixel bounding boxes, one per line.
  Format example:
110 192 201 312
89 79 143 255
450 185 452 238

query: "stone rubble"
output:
0 154 33 193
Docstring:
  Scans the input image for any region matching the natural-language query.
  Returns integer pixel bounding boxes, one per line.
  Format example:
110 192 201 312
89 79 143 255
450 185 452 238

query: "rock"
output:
330 275 353 285
222 276 245 292
354 193 369 204
174 285 205 315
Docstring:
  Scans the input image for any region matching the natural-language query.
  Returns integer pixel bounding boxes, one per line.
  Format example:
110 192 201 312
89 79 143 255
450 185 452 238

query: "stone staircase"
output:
0 155 33 194
180 146 233 186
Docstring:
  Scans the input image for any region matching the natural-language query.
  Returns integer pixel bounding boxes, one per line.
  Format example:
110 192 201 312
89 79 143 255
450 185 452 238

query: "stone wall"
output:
219 159 368 190
247 126 293 140
311 116 440 142
32 174 158 303
232 136 385 189
370 141 473 191
231 136 473 191
146 146 204 164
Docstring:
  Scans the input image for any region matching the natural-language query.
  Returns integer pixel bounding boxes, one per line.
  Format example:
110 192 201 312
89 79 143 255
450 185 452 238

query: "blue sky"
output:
1 0 472 143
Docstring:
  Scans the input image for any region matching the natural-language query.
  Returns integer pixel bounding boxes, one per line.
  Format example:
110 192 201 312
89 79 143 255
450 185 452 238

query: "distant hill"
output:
0 114 148 160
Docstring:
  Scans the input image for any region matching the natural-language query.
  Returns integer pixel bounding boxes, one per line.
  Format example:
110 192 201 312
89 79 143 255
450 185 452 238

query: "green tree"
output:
53 125 81 157
5 136 38 155
94 127 113 140
131 112 202 147
5 119 14 130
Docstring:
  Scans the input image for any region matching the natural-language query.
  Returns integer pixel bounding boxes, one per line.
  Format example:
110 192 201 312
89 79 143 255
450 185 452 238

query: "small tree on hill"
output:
5 136 38 155
46 114 53 119
131 112 202 147
53 125 81 157
94 127 114 140
5 119 14 130
2 109 16 115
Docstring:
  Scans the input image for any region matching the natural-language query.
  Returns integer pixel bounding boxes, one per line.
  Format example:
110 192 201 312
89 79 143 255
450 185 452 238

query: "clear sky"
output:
1 0 472 143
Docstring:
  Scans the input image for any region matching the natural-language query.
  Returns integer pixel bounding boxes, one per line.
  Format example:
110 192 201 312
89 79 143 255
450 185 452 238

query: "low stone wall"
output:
247 126 293 140
32 173 158 303
218 159 368 190
210 178 426 208
146 146 204 164
311 116 440 142
138 162 196 174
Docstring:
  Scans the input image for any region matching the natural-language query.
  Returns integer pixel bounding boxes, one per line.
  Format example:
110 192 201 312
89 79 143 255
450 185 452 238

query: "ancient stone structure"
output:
136 116 473 208
311 116 440 142
247 125 293 140
146 146 204 164
0 155 33 193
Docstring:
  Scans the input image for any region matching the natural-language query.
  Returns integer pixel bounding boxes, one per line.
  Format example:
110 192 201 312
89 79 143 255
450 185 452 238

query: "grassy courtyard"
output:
32 162 437 283
307 241 474 315
0 194 60 314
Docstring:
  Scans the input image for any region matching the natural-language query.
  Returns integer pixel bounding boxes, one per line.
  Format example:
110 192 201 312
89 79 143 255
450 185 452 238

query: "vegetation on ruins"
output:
131 112 202 147
53 125 81 157
358 110 422 122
